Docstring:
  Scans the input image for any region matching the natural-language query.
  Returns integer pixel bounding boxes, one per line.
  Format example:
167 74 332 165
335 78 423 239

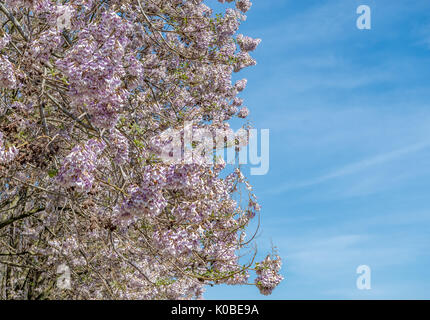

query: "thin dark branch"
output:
0 207 45 230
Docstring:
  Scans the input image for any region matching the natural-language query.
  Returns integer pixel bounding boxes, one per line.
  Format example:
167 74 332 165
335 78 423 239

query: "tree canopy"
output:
0 0 282 299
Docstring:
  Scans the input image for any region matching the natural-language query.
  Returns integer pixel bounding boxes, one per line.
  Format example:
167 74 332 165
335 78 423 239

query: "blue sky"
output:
205 0 430 299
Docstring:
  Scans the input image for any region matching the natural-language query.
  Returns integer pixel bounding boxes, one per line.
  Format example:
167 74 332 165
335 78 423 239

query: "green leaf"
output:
48 168 58 178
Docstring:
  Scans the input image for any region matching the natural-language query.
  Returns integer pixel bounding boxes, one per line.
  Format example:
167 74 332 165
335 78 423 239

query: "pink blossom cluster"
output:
56 11 131 129
28 29 62 63
0 131 18 163
0 55 17 89
0 33 10 49
5 0 54 12
56 139 106 192
108 128 130 165
237 34 261 52
255 255 284 295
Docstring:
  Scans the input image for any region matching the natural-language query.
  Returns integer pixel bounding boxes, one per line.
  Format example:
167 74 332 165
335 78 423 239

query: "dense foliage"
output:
0 0 282 299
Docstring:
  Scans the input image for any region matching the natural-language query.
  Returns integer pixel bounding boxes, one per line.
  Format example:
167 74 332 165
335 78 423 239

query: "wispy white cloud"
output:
268 229 430 298
270 140 430 194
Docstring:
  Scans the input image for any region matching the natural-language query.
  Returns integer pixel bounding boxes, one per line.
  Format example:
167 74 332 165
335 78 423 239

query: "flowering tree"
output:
0 0 282 299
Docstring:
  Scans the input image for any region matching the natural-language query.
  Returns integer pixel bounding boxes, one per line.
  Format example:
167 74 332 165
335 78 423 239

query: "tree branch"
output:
0 207 45 230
